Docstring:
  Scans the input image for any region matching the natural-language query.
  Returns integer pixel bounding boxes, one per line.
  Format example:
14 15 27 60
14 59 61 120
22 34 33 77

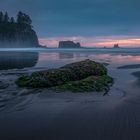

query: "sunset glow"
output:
39 36 140 48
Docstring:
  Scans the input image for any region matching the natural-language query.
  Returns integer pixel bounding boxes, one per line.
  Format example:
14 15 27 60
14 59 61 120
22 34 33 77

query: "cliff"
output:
59 41 81 48
0 11 39 47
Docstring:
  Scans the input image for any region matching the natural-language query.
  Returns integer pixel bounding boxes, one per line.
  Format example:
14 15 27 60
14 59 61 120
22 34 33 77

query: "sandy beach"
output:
0 50 140 140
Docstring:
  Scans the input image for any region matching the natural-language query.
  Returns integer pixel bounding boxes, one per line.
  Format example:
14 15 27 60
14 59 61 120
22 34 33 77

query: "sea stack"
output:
113 44 120 48
59 41 81 48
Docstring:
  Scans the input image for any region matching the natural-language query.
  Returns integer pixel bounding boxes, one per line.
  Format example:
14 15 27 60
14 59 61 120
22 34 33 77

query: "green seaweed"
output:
53 75 113 92
16 59 113 92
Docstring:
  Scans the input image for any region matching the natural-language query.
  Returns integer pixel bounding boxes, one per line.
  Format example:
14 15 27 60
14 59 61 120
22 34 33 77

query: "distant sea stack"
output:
113 44 120 48
0 11 39 47
59 41 81 48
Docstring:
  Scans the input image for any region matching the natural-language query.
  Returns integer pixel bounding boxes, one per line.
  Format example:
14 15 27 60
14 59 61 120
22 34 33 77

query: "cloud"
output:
1 0 140 47
39 35 140 47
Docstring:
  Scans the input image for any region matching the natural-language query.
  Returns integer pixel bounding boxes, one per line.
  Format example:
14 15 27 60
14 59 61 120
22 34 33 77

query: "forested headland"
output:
0 11 39 47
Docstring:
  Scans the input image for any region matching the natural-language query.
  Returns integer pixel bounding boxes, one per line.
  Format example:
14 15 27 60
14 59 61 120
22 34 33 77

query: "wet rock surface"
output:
16 59 113 92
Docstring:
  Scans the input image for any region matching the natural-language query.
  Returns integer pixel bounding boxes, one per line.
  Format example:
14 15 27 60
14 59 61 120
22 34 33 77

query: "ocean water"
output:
0 48 140 140
0 48 140 70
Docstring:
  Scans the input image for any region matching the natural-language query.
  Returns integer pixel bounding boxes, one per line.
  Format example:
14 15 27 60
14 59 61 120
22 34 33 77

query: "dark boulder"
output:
16 59 109 89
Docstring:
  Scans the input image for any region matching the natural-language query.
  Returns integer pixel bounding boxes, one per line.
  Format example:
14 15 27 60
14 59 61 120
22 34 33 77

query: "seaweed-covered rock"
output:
16 59 113 92
53 75 113 92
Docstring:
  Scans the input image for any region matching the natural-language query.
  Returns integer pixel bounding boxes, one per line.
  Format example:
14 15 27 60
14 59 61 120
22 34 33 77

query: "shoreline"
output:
1 48 140 54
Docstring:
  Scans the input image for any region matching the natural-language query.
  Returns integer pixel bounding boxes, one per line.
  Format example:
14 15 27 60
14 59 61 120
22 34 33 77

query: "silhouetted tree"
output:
4 12 9 23
0 11 39 47
17 11 23 24
10 17 15 23
17 11 32 26
0 12 4 22
24 14 32 25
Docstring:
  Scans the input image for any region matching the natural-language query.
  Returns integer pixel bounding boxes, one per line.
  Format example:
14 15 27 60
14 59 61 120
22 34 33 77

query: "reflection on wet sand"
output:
132 71 140 85
0 52 39 70
59 52 74 59
38 52 140 67
118 64 140 69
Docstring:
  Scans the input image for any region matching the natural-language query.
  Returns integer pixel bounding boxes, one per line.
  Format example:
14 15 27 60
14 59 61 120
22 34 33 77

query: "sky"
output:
1 0 140 47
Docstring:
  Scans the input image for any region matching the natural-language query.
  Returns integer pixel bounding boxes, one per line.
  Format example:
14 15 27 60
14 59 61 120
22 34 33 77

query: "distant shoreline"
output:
1 47 140 54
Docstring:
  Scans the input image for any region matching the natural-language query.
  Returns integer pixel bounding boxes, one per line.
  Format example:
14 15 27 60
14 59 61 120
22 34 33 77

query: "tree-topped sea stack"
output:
17 59 113 92
0 11 39 47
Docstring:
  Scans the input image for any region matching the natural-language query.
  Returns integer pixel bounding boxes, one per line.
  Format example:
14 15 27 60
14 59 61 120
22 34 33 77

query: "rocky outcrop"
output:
59 41 81 48
113 44 120 48
0 28 39 47
0 11 39 47
16 59 113 92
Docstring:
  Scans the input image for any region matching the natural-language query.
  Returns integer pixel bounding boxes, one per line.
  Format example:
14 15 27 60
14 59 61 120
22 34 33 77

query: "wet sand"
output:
132 71 140 78
0 51 140 140
0 64 140 140
118 64 140 69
